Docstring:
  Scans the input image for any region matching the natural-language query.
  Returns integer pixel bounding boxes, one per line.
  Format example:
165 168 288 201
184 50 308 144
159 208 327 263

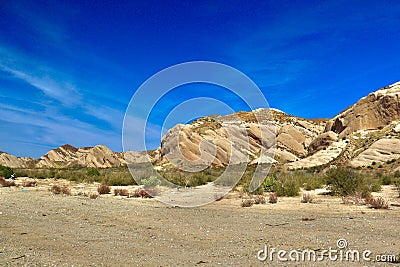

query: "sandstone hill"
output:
155 81 400 170
36 144 125 168
0 152 34 168
1 81 400 171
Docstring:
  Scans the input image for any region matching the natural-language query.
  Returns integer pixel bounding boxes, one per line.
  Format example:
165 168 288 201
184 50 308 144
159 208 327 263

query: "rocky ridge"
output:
2 81 400 170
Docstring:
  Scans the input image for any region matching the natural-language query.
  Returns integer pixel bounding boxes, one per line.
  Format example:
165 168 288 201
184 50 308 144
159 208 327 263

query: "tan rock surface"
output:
36 144 125 168
0 152 28 168
326 81 400 137
350 138 400 167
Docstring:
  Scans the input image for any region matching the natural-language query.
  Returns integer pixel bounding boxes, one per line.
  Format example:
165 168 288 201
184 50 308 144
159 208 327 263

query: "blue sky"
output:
0 0 400 157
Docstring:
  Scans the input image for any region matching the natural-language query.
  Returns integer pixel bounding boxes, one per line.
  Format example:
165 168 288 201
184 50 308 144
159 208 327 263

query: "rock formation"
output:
36 144 125 168
2 81 400 171
325 81 400 137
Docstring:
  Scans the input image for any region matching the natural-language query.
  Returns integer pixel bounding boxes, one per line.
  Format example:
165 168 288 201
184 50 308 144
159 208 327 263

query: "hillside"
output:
1 81 400 171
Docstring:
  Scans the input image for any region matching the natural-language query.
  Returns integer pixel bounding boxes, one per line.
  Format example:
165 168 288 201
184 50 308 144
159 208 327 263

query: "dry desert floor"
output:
1 178 400 266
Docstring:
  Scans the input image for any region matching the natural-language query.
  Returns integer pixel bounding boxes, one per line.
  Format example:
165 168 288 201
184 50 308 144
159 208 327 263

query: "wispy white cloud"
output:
0 103 122 155
0 63 80 106
0 44 126 129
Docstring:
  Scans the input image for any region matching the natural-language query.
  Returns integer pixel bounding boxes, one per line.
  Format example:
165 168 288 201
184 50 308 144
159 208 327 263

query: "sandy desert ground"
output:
1 179 400 266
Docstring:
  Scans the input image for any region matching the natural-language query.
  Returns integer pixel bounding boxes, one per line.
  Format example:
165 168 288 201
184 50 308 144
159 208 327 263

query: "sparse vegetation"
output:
138 189 153 198
367 196 389 209
14 167 137 186
89 192 99 199
0 165 13 179
396 181 400 198
301 193 314 203
97 184 111 194
241 199 254 207
275 174 300 197
141 176 161 188
268 193 278 204
50 185 71 195
253 195 266 204
380 175 393 185
325 167 380 197
114 188 129 196
341 194 366 205
86 168 100 176
23 180 37 187
0 177 15 187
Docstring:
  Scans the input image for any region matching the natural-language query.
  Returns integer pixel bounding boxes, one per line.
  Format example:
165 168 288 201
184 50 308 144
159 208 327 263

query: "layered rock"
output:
157 108 326 168
325 81 400 137
36 144 125 168
0 152 32 168
308 131 338 155
350 138 400 167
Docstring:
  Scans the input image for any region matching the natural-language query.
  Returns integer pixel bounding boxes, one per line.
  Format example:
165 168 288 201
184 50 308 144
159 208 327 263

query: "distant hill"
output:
2 81 400 172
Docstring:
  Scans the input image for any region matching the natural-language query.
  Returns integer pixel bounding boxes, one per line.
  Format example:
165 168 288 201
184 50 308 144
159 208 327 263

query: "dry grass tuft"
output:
301 193 314 203
97 184 111 194
268 193 278 204
0 177 16 187
241 199 254 207
23 181 37 187
51 185 71 195
114 188 129 196
253 195 266 204
367 196 389 209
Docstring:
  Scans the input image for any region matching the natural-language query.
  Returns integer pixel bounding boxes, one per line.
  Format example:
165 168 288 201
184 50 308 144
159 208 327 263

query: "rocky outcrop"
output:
36 144 125 168
0 152 33 168
157 108 326 168
287 139 348 169
325 81 400 137
350 138 400 167
308 131 338 155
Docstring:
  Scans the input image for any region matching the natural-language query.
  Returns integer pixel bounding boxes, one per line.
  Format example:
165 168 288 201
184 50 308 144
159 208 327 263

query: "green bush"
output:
87 168 100 176
325 168 374 196
0 165 13 179
381 175 393 185
141 176 161 188
263 176 277 192
275 174 300 197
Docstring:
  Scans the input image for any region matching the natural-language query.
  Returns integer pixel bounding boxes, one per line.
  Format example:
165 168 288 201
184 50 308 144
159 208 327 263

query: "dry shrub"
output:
253 195 266 204
367 196 389 209
97 184 111 194
342 195 366 205
114 188 129 196
0 177 15 187
51 185 62 194
241 199 254 207
23 181 37 187
268 193 278 204
301 193 314 203
88 192 99 199
51 185 71 195
131 189 142 198
139 189 153 198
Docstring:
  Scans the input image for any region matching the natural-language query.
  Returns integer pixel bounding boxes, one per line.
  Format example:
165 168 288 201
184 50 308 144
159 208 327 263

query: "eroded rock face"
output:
308 131 339 155
350 138 400 167
0 152 29 168
325 81 400 137
36 144 125 168
158 109 326 168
